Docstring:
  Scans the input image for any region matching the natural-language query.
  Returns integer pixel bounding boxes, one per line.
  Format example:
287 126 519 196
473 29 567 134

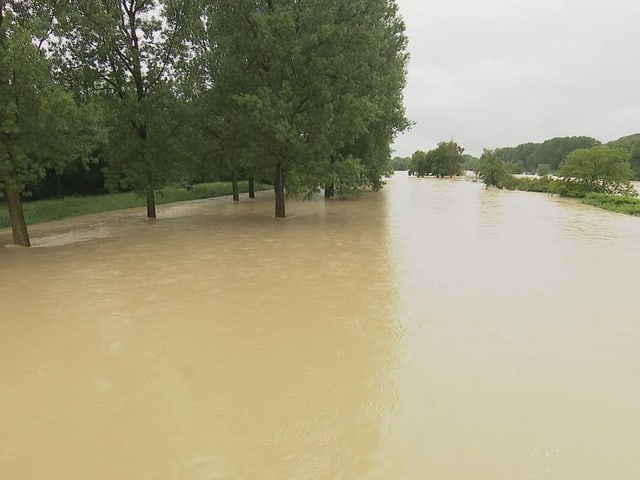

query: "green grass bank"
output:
582 192 640 215
0 181 270 229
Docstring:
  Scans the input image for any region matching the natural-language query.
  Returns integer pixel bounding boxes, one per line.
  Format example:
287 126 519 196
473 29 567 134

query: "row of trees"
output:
1 0 409 246
497 134 640 177
500 136 600 173
397 133 640 182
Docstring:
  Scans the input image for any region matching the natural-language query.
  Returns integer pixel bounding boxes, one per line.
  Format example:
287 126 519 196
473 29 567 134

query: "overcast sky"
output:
392 0 640 158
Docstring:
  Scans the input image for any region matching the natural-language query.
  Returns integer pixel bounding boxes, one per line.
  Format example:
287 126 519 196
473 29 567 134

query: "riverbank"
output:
0 181 271 229
582 192 640 215
506 175 640 216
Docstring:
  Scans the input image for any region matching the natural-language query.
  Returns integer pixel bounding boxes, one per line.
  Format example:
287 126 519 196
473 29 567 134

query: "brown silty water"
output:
1 175 640 479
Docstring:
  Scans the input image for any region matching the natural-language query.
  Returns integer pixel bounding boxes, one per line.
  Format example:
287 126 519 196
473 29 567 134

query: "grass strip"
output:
582 192 640 215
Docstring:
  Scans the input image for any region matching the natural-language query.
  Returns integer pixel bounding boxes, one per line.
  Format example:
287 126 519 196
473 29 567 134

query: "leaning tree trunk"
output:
324 184 335 199
232 168 240 202
5 184 30 247
274 162 285 218
146 189 156 219
248 177 255 199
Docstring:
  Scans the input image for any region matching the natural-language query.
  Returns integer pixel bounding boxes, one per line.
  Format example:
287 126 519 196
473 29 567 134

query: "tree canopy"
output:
56 0 200 219
1 0 103 246
477 149 509 188
200 0 409 215
607 133 640 180
557 145 633 194
1 0 410 245
408 141 465 178
500 136 601 173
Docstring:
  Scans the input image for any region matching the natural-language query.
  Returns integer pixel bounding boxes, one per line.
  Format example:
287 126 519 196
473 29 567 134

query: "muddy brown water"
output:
1 175 639 479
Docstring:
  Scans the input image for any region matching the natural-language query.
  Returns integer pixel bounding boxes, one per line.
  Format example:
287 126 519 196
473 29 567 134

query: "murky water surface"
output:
1 176 639 479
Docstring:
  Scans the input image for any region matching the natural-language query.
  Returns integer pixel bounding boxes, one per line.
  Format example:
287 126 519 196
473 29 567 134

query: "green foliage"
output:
408 150 429 177
607 133 640 180
391 156 411 171
507 176 553 193
548 180 604 198
477 149 509 188
557 145 633 194
462 154 479 171
57 0 200 215
508 175 637 199
509 177 598 197
199 0 409 206
3 0 412 240
0 0 105 245
536 163 551 176
501 136 600 172
582 192 640 215
408 141 465 177
1 1 96 191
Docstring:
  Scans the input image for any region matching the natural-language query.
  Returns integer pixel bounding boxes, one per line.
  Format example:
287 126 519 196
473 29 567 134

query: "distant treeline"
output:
393 133 640 179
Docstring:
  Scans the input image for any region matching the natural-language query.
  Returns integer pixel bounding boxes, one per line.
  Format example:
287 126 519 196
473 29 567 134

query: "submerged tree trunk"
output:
232 168 239 202
5 184 30 247
248 177 255 199
274 162 285 218
324 184 335 198
146 189 156 219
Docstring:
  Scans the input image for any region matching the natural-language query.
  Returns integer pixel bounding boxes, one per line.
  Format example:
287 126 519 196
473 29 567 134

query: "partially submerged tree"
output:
408 141 464 178
408 150 432 177
201 0 409 216
557 145 634 195
58 0 199 218
0 0 102 246
478 148 509 188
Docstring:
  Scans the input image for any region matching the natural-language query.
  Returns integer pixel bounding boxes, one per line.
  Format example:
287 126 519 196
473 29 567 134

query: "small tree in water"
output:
478 149 510 189
557 146 635 195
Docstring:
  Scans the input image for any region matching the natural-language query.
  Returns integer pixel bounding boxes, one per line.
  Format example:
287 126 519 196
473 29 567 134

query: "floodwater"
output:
1 175 639 479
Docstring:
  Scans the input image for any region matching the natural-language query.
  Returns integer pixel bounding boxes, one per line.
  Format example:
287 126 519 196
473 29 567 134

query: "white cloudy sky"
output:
392 0 640 157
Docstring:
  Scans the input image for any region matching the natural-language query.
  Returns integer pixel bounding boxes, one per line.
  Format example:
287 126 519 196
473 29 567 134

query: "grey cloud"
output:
393 0 640 157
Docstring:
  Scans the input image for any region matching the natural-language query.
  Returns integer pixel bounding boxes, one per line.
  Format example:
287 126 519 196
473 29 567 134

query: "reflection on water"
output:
2 177 640 479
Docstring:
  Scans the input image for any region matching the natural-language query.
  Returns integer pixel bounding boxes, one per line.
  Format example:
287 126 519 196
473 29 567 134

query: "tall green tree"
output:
408 150 432 177
202 0 408 216
58 0 198 218
478 148 509 189
433 140 464 177
558 145 633 194
408 141 464 178
607 133 640 180
0 0 102 246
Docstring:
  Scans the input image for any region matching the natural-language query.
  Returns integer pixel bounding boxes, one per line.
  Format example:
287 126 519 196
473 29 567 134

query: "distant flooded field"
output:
2 175 639 479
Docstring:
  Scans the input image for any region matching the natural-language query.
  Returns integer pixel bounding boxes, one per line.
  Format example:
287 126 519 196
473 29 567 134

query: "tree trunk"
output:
324 184 335 198
232 168 239 202
274 162 285 218
5 184 30 247
146 189 156 219
248 177 255 199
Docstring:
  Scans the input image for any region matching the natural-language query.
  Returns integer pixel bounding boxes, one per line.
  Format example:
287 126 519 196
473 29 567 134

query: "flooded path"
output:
1 177 639 479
